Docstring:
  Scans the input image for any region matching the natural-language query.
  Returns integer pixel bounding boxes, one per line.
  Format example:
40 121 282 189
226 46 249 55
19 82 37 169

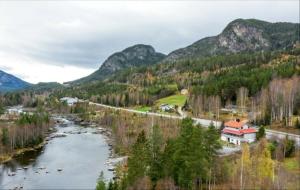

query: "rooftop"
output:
223 128 256 136
224 120 246 129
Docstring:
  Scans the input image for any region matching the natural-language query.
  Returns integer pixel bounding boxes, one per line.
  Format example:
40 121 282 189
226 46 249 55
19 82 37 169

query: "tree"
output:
256 126 265 140
96 171 106 190
255 139 274 188
240 143 251 190
204 123 222 189
295 118 300 129
237 87 249 114
0 103 5 115
149 125 164 183
283 136 295 158
172 118 207 188
127 130 151 185
1 128 9 146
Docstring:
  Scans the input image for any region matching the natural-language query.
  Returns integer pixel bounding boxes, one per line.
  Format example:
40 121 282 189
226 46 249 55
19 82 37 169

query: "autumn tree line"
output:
189 76 300 127
235 137 297 190
0 110 50 159
96 114 298 190
1 50 299 130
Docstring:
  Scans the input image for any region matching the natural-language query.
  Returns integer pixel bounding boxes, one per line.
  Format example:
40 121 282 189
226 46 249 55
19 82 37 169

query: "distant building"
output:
221 119 257 145
180 89 189 95
6 106 23 115
60 97 78 106
160 104 174 112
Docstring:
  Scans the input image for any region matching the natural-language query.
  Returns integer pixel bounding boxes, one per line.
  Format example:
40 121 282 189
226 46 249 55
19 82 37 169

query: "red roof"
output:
240 128 256 134
222 128 243 135
222 128 256 136
224 120 244 128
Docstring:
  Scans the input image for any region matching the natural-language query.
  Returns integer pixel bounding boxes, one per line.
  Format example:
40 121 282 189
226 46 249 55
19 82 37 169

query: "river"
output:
0 117 114 189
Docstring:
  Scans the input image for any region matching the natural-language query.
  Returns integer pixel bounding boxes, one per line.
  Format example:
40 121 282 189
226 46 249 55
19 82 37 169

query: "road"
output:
89 102 221 127
88 101 300 146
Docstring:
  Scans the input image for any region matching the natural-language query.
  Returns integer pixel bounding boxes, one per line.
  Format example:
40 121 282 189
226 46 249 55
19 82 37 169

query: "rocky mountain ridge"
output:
163 19 299 62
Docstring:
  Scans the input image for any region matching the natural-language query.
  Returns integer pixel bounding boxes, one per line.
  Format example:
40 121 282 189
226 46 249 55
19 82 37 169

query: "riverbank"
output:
0 117 115 189
0 125 56 164
0 141 46 164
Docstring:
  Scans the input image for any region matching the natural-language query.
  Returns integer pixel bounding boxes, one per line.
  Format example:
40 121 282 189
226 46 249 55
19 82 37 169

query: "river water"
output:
0 118 113 189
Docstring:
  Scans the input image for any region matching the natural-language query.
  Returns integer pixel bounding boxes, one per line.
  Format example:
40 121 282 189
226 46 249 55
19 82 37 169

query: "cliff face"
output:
163 19 299 62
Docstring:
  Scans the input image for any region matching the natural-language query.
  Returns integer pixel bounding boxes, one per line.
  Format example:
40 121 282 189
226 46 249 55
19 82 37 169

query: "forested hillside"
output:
68 44 165 84
2 18 299 129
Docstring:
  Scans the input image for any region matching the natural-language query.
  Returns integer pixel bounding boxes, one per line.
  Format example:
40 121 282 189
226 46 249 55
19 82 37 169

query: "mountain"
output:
68 44 166 84
27 82 64 92
0 70 31 92
163 19 299 62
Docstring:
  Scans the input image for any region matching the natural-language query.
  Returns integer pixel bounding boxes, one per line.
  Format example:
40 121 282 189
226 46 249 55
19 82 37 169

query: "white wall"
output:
244 133 256 143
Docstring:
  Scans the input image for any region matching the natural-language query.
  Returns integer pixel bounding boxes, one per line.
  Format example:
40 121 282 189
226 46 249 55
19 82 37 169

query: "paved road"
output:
88 101 300 146
265 129 300 146
89 102 220 127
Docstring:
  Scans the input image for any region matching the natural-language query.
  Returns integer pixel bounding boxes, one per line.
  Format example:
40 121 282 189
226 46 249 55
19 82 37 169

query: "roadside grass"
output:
265 121 300 135
156 94 187 107
134 106 151 112
284 157 300 171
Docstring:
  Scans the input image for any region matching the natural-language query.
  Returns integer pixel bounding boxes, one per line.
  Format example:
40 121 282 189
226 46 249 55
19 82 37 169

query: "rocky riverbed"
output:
0 116 121 189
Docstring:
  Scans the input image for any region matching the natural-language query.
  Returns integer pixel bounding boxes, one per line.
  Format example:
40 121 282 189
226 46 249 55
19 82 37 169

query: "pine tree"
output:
149 125 164 183
173 118 207 188
127 130 151 185
204 123 222 189
256 126 265 140
1 128 9 146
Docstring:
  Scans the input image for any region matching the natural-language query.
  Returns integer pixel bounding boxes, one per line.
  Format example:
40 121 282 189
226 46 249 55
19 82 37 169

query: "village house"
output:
60 97 79 106
160 104 174 112
221 119 257 145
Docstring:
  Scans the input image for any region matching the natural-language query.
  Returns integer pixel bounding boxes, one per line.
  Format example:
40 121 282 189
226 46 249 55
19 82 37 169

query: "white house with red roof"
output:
221 119 257 145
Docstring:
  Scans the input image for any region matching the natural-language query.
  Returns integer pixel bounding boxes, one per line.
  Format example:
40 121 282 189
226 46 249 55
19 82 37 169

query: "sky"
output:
0 1 298 84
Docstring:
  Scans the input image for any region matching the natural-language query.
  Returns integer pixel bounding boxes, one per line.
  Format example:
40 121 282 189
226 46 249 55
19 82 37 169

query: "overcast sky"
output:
0 1 298 84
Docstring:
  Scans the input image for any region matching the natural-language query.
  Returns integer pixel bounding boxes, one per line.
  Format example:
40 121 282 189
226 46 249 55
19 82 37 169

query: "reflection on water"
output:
0 119 113 189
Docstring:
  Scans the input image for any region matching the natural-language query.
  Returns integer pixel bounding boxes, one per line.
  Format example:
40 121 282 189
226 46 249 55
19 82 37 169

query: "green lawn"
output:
135 106 151 112
156 94 187 107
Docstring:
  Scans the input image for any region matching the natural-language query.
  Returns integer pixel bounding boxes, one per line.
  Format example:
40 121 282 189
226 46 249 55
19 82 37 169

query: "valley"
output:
0 17 299 190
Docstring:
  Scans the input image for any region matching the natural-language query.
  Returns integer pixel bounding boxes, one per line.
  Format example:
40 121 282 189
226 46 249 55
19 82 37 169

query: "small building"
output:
221 119 257 145
60 97 78 106
180 89 189 95
6 106 23 115
160 104 174 112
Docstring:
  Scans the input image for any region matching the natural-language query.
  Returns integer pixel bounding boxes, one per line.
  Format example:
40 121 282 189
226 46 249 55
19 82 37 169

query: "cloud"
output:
0 1 298 83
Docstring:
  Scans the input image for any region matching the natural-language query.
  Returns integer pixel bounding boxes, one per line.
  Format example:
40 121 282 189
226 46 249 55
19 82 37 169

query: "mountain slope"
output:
26 82 64 92
163 19 299 62
0 70 31 92
68 44 166 84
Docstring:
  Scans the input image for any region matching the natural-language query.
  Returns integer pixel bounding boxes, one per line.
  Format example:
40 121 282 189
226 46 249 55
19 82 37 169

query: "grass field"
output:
134 106 151 112
156 94 187 107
